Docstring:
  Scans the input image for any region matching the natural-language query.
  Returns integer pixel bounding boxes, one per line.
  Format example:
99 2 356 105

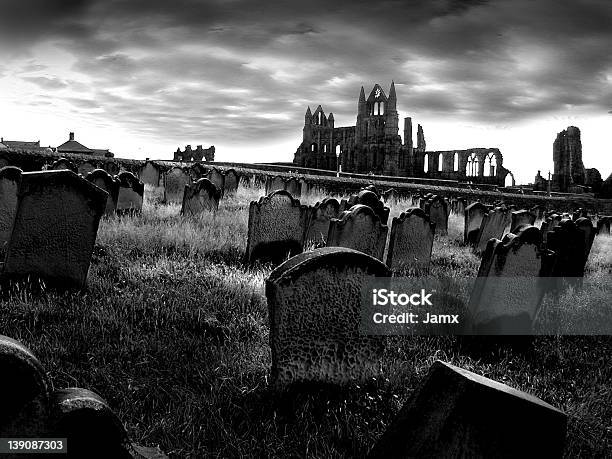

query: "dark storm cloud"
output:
1 0 611 146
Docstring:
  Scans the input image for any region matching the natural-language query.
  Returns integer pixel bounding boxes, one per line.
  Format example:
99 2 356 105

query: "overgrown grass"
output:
0 184 610 457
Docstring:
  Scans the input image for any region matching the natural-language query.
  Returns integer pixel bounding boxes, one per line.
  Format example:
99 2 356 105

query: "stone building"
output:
57 132 113 157
293 82 511 186
173 144 215 162
551 126 602 193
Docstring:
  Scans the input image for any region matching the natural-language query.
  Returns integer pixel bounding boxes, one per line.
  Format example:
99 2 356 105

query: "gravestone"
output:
327 204 388 261
102 162 120 176
266 247 390 386
49 158 77 173
85 169 119 215
303 198 340 248
2 171 107 288
164 167 191 203
575 217 596 261
382 188 399 206
0 167 22 250
116 171 144 214
181 178 221 215
245 190 308 264
464 202 487 244
386 208 435 274
139 161 162 186
354 190 389 224
187 163 208 182
546 219 588 285
265 175 286 195
469 225 555 334
368 360 567 458
223 169 239 195
425 196 449 236
285 177 301 198
77 161 95 177
596 216 611 235
476 207 511 253
299 178 310 197
510 210 536 233
206 169 225 195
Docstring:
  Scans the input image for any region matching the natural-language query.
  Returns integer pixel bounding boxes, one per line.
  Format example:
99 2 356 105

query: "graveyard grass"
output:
0 184 611 457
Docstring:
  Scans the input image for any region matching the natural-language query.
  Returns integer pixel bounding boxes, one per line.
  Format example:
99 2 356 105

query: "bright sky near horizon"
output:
0 0 610 185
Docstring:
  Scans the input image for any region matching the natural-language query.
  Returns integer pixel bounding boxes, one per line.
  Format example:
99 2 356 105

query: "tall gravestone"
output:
425 196 449 236
464 202 487 245
85 169 119 215
476 207 511 253
0 167 22 251
223 169 239 195
386 208 435 274
575 217 596 261
116 171 144 214
245 190 308 264
2 171 107 288
327 205 388 261
303 198 340 248
181 178 221 215
49 158 77 173
266 247 390 386
469 225 556 334
139 161 162 186
510 210 536 233
368 360 567 458
164 167 191 203
546 219 588 286
206 169 225 195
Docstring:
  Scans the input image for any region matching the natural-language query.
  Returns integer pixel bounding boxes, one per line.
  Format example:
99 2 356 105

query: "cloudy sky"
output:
0 0 610 184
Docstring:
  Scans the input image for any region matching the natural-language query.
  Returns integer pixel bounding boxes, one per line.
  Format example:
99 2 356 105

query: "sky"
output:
0 0 610 185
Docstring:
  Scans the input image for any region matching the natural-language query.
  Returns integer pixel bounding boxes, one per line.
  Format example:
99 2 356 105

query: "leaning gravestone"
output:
368 360 567 458
0 335 168 458
425 196 449 236
303 197 340 248
464 202 487 245
0 167 22 250
164 167 191 203
510 209 536 233
206 169 225 195
116 171 144 214
139 161 162 186
2 171 107 288
181 178 221 215
49 158 77 173
266 247 390 386
245 190 308 264
476 207 511 253
85 169 119 215
223 169 239 195
469 225 556 334
327 204 388 261
386 208 435 274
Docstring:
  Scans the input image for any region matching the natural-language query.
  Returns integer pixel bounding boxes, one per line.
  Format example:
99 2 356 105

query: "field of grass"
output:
0 183 610 457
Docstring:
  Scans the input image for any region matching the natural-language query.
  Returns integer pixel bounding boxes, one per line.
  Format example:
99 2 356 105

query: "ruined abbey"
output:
293 82 512 187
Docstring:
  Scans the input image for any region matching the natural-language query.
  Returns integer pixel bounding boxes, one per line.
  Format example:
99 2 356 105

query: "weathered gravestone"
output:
187 163 207 182
354 190 390 224
266 247 390 386
86 169 119 215
476 207 511 253
116 172 144 214
382 188 399 206
303 197 340 248
245 190 308 264
468 225 556 334
0 167 22 250
49 158 77 173
299 178 310 197
368 360 567 459
139 161 162 186
386 208 435 274
327 204 388 261
181 178 221 215
0 335 168 458
2 170 107 288
206 168 225 195
510 209 536 233
164 167 191 203
285 177 301 198
425 196 449 236
265 175 286 195
77 161 95 177
575 217 596 261
223 169 239 195
546 219 589 286
464 202 488 245
597 216 611 235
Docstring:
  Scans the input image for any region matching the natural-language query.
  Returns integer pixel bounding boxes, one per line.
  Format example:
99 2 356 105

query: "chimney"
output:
69 132 75 141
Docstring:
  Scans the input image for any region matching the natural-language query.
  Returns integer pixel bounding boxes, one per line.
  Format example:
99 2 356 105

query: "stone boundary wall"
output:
1 148 611 213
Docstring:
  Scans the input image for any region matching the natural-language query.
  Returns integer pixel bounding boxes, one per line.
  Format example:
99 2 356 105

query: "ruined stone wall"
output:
552 126 585 192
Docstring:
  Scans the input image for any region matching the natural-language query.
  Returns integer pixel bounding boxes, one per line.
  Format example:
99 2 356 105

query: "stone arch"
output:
466 153 479 177
485 153 497 177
